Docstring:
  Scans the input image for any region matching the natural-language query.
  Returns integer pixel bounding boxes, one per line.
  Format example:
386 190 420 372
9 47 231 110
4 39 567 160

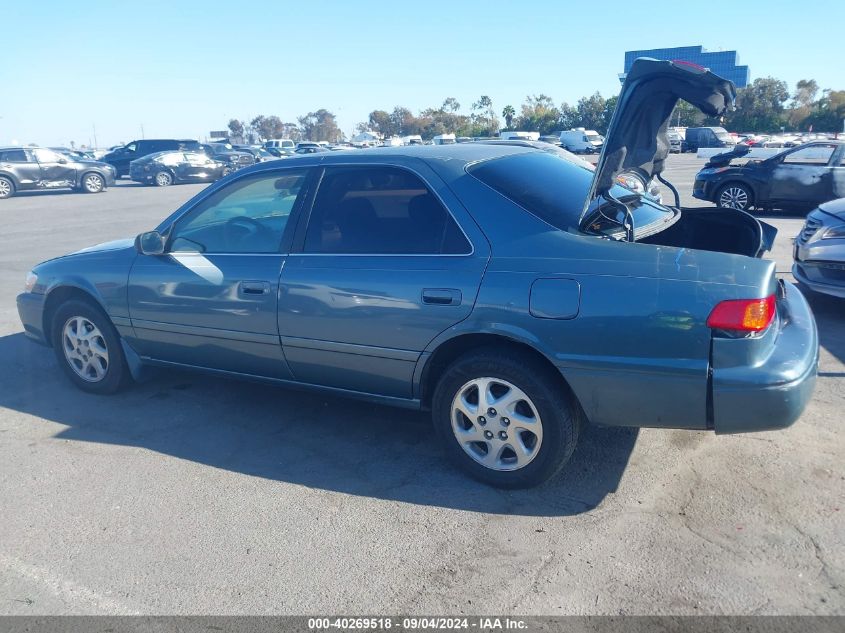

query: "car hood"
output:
704 144 751 167
70 238 136 255
581 58 736 223
818 197 845 221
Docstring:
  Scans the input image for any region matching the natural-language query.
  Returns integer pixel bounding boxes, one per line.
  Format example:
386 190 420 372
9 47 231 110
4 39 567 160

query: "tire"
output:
51 299 129 394
81 172 105 193
0 176 15 199
222 166 233 177
154 171 173 187
716 182 754 211
432 348 580 488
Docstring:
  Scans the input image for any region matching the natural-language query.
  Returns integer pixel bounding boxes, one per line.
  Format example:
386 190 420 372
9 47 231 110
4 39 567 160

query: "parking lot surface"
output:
0 154 842 615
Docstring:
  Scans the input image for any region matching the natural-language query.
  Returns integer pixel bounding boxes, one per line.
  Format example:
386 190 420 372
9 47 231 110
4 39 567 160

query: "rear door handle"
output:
422 288 461 305
239 281 271 295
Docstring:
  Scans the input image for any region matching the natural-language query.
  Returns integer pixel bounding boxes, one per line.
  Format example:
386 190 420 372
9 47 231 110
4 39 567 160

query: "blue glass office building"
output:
622 46 750 87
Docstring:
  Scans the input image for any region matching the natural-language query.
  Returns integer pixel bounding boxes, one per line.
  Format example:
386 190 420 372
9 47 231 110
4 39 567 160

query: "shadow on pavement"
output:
0 331 638 517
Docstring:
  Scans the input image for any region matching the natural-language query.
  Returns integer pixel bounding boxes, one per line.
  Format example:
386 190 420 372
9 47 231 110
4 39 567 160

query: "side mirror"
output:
136 231 166 255
58 158 68 164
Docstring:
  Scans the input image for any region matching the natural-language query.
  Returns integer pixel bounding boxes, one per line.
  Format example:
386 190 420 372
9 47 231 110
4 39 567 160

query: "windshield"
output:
467 151 675 236
585 133 601 142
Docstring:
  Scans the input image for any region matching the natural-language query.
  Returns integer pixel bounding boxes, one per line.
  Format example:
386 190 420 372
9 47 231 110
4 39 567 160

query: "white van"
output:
263 139 295 150
402 135 423 146
432 134 456 145
559 129 603 154
500 131 540 141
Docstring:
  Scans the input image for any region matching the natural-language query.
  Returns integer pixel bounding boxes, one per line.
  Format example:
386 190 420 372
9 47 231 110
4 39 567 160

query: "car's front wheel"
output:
51 299 129 394
0 176 15 199
432 348 580 488
81 172 105 193
717 182 754 211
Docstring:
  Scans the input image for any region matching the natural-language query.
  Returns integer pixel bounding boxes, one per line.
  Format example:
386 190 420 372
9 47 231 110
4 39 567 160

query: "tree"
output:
298 109 342 142
803 89 845 133
575 92 607 132
470 95 498 136
669 99 705 128
227 119 245 143
600 95 618 135
558 102 579 131
249 115 286 141
367 109 395 137
516 94 560 133
502 105 516 129
442 97 461 113
788 79 820 128
725 77 790 132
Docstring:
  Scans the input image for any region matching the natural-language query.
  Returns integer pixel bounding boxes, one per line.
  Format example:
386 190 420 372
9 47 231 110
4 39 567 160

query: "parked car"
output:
233 145 278 163
129 151 228 186
684 126 735 152
265 147 295 158
16 59 817 488
101 139 201 177
0 146 115 199
793 197 845 298
201 143 256 170
693 141 845 211
294 145 329 154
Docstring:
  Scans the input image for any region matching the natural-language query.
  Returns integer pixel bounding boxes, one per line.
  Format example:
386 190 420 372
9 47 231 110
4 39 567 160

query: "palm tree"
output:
502 105 516 130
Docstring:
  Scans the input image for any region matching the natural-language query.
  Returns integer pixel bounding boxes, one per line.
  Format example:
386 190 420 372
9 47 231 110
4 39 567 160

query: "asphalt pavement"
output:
0 154 842 615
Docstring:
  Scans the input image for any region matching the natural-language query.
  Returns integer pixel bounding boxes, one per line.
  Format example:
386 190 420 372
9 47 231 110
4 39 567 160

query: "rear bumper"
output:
16 292 49 345
711 281 818 434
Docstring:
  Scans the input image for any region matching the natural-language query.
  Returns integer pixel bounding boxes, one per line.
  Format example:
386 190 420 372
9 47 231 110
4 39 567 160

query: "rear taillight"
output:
706 295 776 332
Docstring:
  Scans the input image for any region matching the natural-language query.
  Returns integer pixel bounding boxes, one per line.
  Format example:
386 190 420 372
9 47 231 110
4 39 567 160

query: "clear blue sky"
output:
3 0 842 147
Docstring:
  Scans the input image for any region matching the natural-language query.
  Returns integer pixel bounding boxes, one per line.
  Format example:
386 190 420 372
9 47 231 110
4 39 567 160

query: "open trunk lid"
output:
578 57 777 258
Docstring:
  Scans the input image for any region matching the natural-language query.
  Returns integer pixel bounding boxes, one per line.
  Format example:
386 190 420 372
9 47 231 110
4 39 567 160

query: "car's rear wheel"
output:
81 172 105 193
0 176 15 199
154 171 173 187
51 299 129 394
432 348 580 488
717 182 753 211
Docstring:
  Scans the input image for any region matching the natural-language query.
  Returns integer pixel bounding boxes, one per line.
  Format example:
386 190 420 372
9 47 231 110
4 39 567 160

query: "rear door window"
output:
303 166 471 255
0 149 29 162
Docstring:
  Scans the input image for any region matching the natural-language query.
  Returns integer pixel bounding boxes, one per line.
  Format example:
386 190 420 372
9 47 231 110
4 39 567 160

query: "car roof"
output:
221 143 536 182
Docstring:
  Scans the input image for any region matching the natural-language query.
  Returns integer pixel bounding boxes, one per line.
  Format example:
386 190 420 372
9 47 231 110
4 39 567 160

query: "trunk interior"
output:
640 207 774 258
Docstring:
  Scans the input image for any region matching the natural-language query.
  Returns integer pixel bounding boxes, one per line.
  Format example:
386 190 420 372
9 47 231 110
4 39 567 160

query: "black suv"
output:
101 139 200 177
0 147 116 199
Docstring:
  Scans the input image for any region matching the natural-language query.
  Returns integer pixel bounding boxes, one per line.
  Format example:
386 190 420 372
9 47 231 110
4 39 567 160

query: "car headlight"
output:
25 271 38 293
822 225 845 239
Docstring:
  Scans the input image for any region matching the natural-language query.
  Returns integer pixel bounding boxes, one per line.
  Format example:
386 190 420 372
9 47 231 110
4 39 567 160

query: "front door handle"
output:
239 281 271 295
422 288 461 305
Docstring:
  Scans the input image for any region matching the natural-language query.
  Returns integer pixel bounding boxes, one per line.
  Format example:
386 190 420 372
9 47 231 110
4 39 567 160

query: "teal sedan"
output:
17 60 818 487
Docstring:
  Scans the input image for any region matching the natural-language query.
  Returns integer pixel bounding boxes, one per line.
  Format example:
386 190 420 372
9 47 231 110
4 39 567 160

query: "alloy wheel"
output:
0 178 12 198
155 172 172 186
450 377 543 471
62 316 109 382
84 174 104 193
719 186 749 210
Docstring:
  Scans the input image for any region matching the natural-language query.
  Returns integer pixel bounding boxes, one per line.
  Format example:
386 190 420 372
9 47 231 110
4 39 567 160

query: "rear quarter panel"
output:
434 175 778 429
